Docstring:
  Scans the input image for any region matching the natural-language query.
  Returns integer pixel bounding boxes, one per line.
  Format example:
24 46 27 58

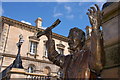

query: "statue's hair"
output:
68 27 85 47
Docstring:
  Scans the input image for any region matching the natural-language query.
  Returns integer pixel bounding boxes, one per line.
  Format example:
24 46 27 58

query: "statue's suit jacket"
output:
48 47 97 80
48 31 104 80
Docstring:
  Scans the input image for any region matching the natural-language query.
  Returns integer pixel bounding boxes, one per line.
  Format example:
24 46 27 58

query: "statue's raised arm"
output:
37 19 65 68
87 4 105 74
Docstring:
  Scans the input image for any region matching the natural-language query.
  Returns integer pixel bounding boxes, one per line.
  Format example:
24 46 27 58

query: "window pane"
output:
29 41 37 54
30 42 32 53
58 48 64 55
44 43 48 57
28 66 34 73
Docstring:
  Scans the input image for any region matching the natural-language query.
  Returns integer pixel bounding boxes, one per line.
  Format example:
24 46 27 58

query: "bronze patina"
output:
37 4 105 80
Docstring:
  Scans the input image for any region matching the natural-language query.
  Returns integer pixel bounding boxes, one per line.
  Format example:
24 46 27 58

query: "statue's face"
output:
68 30 82 51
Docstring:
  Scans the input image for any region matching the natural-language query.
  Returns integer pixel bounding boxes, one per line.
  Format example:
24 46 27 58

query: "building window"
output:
57 69 63 79
29 41 37 55
28 66 34 73
44 43 48 57
43 66 51 75
43 40 48 58
58 48 64 55
27 64 35 73
56 41 65 55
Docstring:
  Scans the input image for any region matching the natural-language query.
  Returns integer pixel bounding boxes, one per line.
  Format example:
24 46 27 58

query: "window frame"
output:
28 36 40 57
57 48 64 55
43 40 48 58
29 41 38 55
27 64 36 73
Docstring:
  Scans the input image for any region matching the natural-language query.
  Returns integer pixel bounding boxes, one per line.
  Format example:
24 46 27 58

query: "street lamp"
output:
16 34 24 54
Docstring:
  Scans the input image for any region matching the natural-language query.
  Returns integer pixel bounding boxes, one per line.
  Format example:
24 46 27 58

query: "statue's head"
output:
68 27 85 51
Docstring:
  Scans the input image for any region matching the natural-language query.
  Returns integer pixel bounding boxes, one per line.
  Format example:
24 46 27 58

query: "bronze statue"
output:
37 4 105 80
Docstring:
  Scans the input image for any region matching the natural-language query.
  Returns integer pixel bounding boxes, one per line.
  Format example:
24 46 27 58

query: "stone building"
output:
0 16 70 78
101 2 120 78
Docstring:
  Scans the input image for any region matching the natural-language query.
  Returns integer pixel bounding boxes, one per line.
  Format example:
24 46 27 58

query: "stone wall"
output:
101 2 120 78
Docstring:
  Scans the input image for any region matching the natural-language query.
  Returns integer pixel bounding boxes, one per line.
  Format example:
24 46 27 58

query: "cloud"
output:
78 3 83 6
64 5 72 13
21 20 32 25
64 5 74 19
53 13 63 17
53 4 74 19
53 6 63 17
66 14 74 19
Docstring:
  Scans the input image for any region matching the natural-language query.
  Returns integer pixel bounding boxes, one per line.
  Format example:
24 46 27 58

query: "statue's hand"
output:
87 4 103 30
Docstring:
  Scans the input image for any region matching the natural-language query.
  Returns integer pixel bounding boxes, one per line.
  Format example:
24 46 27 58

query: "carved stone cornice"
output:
0 52 53 64
29 36 40 41
53 33 68 42
2 16 68 42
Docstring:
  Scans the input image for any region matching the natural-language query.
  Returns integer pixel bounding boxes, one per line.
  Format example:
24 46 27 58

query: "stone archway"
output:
43 66 51 75
27 64 36 73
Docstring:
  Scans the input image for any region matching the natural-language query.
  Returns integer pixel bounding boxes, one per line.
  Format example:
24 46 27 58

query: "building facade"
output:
0 16 70 77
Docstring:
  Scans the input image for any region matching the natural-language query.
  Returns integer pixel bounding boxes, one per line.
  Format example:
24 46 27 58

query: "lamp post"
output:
16 34 24 55
12 34 24 68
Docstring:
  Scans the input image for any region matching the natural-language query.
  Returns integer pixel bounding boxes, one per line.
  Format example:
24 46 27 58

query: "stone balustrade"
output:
2 68 58 80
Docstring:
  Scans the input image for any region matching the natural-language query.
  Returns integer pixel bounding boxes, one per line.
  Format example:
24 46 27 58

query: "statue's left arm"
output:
87 4 105 74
